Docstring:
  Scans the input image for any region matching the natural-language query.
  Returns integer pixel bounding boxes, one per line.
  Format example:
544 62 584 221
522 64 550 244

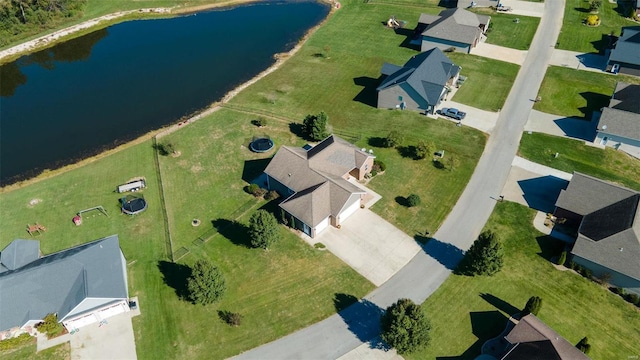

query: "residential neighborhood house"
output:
377 47 461 114
606 26 640 76
553 172 640 295
0 235 130 339
412 8 490 53
481 314 590 360
595 82 640 159
264 135 374 238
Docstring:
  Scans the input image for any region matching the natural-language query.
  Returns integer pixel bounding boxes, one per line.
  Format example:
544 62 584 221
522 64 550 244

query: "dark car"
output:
439 108 466 120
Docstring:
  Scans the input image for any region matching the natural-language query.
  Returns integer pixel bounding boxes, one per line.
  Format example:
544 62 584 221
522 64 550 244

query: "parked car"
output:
439 108 466 120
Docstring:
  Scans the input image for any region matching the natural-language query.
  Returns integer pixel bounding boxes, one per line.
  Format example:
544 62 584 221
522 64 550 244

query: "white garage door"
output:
315 216 330 235
339 198 361 222
64 313 98 330
97 302 128 320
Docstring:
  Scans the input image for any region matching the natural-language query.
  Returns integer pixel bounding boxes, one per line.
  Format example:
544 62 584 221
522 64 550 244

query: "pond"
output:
0 0 329 186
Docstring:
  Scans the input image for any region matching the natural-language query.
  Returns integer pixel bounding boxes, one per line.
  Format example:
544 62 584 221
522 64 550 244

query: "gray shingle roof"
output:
610 82 640 114
555 172 636 215
556 173 640 281
265 135 370 228
504 314 590 360
596 107 640 141
0 235 128 331
377 48 460 106
420 8 488 45
0 240 40 272
609 26 640 66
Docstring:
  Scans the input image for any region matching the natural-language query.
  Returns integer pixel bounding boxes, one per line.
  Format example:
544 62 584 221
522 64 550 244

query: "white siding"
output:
339 195 361 222
315 216 331 234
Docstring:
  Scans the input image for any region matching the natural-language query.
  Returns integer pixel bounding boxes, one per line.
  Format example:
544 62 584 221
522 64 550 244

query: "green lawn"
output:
557 0 637 53
534 66 640 118
518 132 640 191
3 342 69 360
407 202 640 359
473 9 540 50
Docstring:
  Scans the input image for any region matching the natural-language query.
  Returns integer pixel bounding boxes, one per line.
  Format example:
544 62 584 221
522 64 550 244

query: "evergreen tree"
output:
380 298 431 354
302 111 329 141
187 259 226 305
461 230 504 276
248 210 280 249
522 296 543 316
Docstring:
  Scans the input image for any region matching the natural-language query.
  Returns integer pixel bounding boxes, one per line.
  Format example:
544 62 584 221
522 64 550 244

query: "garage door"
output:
315 216 330 235
64 313 98 330
97 302 128 320
339 198 361 222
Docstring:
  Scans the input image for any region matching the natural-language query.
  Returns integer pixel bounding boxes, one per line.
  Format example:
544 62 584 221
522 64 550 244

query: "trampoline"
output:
249 137 274 153
121 195 147 215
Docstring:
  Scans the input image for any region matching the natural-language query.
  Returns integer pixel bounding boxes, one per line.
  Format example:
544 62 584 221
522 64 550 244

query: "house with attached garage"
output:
553 172 640 295
606 26 640 76
594 82 640 159
264 135 374 238
412 8 490 53
0 235 130 339
377 47 461 114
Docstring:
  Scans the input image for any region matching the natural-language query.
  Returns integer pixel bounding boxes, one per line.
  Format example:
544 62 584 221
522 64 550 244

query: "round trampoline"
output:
121 195 147 215
249 137 274 153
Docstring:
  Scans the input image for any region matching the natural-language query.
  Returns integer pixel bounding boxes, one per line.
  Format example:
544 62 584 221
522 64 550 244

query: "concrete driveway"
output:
313 209 422 287
430 100 499 134
471 43 527 65
70 310 138 360
525 110 597 141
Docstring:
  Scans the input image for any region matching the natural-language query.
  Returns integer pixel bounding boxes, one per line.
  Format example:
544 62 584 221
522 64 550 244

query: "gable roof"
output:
0 235 128 331
503 314 590 360
556 173 640 281
265 135 371 227
419 8 489 45
596 107 640 141
0 239 40 272
609 82 640 114
377 48 461 106
609 26 640 66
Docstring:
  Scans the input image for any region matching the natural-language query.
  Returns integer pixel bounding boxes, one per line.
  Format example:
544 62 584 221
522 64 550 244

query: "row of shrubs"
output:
558 251 639 307
246 184 279 200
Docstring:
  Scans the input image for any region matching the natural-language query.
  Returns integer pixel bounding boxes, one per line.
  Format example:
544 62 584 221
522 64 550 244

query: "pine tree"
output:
462 230 504 276
380 298 431 354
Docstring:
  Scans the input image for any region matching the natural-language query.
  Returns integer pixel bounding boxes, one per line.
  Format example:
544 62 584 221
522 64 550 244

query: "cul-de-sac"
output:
0 0 639 359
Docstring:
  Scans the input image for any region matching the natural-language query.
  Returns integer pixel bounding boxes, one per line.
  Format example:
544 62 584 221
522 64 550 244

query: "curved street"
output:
235 0 566 358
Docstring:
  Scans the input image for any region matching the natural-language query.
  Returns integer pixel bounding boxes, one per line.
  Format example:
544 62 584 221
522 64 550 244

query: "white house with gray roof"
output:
264 135 374 238
412 8 490 53
554 173 640 295
0 235 130 339
594 82 640 159
377 47 461 114
607 26 640 76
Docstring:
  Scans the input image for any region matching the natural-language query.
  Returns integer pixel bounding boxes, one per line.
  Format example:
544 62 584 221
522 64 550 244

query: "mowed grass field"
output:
518 132 640 191
407 202 640 359
534 66 640 118
557 0 638 53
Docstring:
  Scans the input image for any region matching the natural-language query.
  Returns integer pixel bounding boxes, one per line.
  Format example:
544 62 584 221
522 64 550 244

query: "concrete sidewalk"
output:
511 156 573 180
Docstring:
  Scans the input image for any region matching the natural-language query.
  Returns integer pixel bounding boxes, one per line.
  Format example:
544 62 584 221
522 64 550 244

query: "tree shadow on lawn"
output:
353 76 381 108
289 122 305 139
579 91 610 119
334 294 386 349
157 260 192 300
436 310 508 360
367 137 386 148
212 218 251 248
242 158 272 184
479 293 520 317
397 145 419 159
395 196 410 207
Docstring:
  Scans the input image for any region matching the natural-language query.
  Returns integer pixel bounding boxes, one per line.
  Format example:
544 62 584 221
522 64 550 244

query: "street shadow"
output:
535 235 565 262
212 218 251 248
553 117 597 141
422 237 465 270
516 176 569 213
241 158 272 185
579 91 610 119
336 298 385 348
479 293 520 316
334 293 359 312
157 260 192 300
353 76 382 107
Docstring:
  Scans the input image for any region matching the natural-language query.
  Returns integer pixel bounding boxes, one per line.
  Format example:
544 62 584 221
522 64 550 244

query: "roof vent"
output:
602 125 607 130
288 173 292 177
361 148 366 152
619 247 624 251
368 149 374 154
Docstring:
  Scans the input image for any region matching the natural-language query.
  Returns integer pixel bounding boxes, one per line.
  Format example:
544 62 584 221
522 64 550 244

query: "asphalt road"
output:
234 1 565 358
